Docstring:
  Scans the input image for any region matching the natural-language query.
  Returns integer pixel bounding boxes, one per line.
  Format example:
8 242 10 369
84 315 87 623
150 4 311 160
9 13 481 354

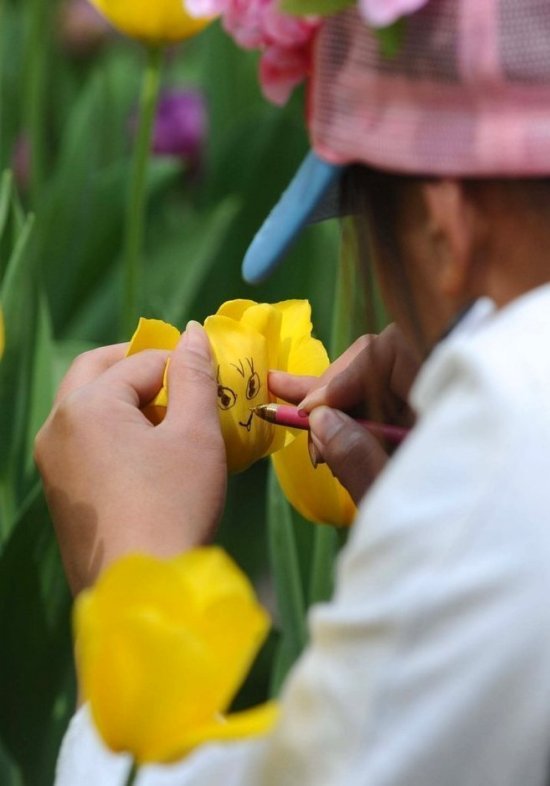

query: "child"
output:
38 1 550 783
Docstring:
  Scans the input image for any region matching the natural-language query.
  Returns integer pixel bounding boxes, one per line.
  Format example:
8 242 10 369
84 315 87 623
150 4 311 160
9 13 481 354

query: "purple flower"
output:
151 90 207 170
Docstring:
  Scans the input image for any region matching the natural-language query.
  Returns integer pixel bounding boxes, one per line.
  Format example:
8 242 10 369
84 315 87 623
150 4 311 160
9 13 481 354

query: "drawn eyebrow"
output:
230 359 245 378
247 357 255 374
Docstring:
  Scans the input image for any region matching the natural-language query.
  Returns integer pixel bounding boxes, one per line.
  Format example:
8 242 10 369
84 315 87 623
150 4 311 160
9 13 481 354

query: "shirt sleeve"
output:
55 352 550 786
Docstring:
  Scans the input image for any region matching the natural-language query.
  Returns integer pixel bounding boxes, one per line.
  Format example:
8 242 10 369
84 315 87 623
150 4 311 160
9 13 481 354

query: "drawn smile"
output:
239 412 254 432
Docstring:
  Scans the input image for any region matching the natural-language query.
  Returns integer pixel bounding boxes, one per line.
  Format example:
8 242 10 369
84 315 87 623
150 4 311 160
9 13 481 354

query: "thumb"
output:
309 406 387 505
163 321 218 431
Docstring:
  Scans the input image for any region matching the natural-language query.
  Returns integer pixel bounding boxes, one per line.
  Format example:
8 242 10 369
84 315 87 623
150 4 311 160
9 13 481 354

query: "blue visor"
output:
242 151 345 285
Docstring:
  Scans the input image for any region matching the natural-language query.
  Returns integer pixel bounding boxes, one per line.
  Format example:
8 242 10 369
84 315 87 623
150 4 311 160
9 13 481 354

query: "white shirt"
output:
55 285 550 786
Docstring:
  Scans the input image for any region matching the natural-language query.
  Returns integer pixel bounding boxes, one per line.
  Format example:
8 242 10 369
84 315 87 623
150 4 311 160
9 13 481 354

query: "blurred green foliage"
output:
0 1 361 783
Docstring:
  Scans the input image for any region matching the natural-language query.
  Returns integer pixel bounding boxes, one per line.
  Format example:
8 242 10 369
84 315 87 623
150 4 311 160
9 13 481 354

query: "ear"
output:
421 180 479 298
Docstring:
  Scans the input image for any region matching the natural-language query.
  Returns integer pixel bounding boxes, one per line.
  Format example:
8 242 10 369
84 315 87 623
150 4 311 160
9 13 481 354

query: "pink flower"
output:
187 0 318 105
359 0 430 27
260 44 311 106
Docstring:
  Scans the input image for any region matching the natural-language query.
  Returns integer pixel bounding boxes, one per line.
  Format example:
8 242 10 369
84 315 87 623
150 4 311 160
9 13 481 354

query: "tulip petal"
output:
273 301 330 376
286 333 329 377
89 0 212 43
127 318 179 424
174 549 271 712
216 300 283 373
74 550 272 764
181 701 279 752
273 299 312 339
271 431 356 526
127 317 181 354
81 609 220 762
205 314 274 472
216 299 257 322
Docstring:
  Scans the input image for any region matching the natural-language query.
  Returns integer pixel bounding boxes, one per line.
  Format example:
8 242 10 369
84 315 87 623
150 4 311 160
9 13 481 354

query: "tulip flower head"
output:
88 0 212 44
128 299 327 472
127 300 355 525
74 547 278 764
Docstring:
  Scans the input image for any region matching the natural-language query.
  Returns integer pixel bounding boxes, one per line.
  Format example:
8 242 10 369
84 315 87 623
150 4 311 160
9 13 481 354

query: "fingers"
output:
386 323 422 403
320 334 373 381
268 371 319 404
300 346 371 414
309 406 387 504
163 321 218 433
55 343 128 404
95 350 170 409
268 336 373 405
299 325 420 425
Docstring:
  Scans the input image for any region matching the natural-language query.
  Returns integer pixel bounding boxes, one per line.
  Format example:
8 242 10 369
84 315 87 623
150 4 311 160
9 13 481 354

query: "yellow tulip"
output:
127 300 356 525
75 547 278 764
205 299 330 471
89 0 212 44
264 301 356 527
271 434 356 526
128 300 325 472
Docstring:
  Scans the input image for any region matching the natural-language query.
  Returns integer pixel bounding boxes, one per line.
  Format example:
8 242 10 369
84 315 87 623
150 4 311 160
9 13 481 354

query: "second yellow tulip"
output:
89 0 212 44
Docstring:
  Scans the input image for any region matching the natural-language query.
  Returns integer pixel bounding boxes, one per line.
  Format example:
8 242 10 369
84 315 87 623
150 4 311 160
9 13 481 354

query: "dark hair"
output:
341 165 431 354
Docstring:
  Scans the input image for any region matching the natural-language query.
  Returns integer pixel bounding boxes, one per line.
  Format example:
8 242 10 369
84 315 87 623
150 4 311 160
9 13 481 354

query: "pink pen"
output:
252 404 409 445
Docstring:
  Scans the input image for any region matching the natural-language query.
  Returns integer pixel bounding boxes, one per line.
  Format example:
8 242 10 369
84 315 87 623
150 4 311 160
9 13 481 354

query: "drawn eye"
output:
246 372 261 400
217 385 237 411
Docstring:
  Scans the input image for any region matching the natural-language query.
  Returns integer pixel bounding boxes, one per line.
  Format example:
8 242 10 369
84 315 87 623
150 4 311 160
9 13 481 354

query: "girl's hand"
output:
35 322 226 596
269 324 420 503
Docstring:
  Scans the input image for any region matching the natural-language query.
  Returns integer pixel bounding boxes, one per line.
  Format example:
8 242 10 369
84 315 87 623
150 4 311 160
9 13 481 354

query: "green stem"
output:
0 0 4 162
26 0 48 203
0 478 16 542
267 465 307 693
124 761 139 786
122 45 163 338
308 223 357 605
308 525 338 605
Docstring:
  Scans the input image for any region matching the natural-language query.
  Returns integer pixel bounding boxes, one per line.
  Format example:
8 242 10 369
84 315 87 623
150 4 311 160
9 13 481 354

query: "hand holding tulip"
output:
269 324 420 504
35 322 226 596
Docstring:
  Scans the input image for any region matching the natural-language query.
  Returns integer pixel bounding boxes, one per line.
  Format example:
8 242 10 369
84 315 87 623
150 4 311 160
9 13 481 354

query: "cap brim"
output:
241 151 345 285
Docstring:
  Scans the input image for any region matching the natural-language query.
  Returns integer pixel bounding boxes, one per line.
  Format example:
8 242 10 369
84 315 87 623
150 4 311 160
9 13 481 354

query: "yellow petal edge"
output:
89 0 212 44
75 548 277 764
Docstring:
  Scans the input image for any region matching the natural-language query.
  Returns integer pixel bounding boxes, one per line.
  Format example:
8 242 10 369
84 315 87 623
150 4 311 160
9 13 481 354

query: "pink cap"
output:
310 0 550 176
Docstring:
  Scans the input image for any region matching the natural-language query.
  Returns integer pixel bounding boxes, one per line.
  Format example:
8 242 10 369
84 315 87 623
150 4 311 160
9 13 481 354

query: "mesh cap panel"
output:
310 1 550 176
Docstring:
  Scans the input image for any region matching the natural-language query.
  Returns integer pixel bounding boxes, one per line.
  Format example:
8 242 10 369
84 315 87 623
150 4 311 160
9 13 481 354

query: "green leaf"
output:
0 734 22 786
0 485 75 786
0 212 36 532
375 18 406 58
267 464 307 695
143 196 241 328
0 171 13 249
20 293 54 482
279 0 355 15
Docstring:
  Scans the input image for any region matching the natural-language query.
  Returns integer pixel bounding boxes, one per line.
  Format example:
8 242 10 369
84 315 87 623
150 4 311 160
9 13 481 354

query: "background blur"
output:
0 2 354 783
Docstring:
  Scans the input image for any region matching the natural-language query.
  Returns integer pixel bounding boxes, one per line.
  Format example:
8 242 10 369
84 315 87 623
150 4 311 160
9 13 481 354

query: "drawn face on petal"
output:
205 315 273 473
